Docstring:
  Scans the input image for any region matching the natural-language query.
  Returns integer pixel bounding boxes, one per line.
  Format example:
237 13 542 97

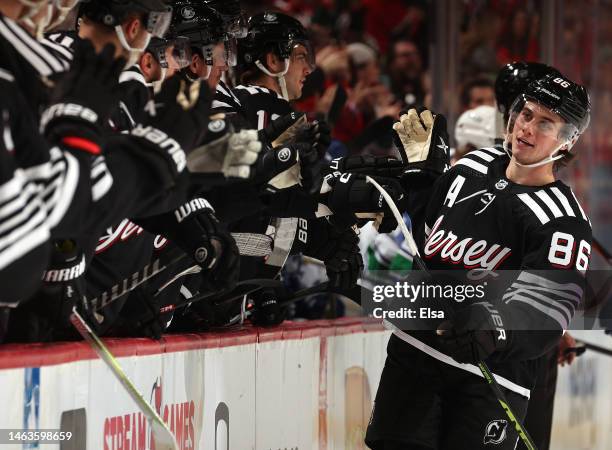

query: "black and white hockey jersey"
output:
392 146 592 397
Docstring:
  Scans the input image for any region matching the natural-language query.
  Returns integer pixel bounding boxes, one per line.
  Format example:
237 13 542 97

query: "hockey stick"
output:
365 176 539 450
569 340 612 358
69 309 177 450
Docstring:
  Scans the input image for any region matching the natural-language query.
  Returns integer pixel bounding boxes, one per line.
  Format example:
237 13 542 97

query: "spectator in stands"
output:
460 77 496 111
387 38 426 108
496 8 539 65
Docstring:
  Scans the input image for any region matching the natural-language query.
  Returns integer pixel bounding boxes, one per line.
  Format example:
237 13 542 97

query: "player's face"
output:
510 101 566 165
285 44 313 100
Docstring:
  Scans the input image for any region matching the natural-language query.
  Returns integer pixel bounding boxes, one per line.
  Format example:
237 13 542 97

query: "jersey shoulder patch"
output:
453 146 506 176
516 184 591 227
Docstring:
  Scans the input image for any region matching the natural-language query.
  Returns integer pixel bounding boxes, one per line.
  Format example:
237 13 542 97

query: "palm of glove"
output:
393 108 450 177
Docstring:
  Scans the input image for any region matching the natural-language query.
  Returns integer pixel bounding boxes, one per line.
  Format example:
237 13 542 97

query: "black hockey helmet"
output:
78 0 172 38
203 0 246 38
238 11 313 70
495 62 561 117
506 73 590 159
169 0 236 66
146 35 191 68
521 73 590 136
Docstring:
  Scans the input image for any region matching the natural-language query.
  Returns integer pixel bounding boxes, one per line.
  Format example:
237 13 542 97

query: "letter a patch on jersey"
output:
444 175 465 207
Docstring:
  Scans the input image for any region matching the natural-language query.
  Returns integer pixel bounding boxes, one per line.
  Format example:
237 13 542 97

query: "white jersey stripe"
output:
41 38 73 61
119 68 149 86
212 100 232 109
3 18 66 72
455 157 488 174
46 150 79 228
0 215 49 271
481 146 505 155
0 20 52 77
0 68 14 82
467 150 495 162
517 193 549 224
535 190 563 218
550 187 575 217
505 294 569 329
517 271 584 297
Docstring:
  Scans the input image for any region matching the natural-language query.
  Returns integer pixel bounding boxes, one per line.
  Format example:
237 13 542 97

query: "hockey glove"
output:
250 287 287 327
187 117 262 179
302 220 364 292
257 143 324 194
437 302 509 364
42 40 126 145
393 108 450 177
294 120 332 158
327 155 405 178
320 173 406 231
258 112 308 146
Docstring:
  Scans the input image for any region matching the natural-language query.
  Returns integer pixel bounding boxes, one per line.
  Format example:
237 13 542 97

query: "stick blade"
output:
151 420 178 450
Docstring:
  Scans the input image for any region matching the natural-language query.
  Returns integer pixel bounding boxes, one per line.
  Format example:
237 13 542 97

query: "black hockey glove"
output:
327 155 405 178
393 108 450 179
250 287 287 327
42 40 126 144
256 143 324 194
258 111 306 146
321 173 406 231
302 220 364 292
294 120 332 158
437 302 509 364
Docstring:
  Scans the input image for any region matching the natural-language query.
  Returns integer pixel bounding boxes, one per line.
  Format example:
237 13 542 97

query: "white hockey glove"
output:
393 108 450 176
187 118 262 179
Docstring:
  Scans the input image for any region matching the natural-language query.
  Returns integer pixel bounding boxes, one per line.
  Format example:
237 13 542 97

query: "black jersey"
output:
212 79 242 117
393 146 592 396
232 84 293 129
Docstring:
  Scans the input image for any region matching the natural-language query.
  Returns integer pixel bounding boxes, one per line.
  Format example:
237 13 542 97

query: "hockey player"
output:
494 61 577 450
365 73 592 449
3 0 216 342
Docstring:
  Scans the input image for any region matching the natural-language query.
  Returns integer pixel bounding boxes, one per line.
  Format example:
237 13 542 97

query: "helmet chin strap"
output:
503 140 567 168
115 25 151 69
255 58 291 100
152 67 167 94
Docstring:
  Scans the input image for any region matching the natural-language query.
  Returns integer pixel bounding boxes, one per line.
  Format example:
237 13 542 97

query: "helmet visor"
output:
146 8 172 38
170 36 192 68
224 35 238 67
290 41 315 71
201 42 229 67
506 96 580 148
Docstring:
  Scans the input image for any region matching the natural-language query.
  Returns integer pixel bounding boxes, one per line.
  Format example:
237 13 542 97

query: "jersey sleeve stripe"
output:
0 215 48 271
503 282 581 304
0 68 15 82
212 100 232 109
0 20 52 77
504 294 570 329
503 288 575 320
455 157 488 174
480 147 505 155
516 271 584 297
467 150 495 162
517 193 550 224
535 190 563 218
45 150 79 228
550 187 576 217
